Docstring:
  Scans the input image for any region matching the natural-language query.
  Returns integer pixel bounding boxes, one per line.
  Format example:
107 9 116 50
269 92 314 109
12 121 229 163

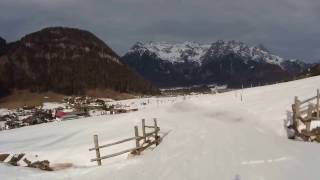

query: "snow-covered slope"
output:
1 76 320 180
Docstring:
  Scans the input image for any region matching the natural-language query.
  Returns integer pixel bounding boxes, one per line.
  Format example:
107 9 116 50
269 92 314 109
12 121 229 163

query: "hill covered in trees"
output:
0 27 159 97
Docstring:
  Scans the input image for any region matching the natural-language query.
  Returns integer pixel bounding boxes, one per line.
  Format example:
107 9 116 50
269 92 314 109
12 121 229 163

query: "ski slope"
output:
1 76 320 180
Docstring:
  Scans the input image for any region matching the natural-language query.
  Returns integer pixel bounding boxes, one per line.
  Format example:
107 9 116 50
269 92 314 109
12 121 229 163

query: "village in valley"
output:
0 84 230 131
0 96 141 131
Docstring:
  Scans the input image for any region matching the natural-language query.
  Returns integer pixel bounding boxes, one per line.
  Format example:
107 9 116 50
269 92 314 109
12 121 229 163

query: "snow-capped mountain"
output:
202 40 284 66
122 40 310 88
129 41 211 64
128 40 293 66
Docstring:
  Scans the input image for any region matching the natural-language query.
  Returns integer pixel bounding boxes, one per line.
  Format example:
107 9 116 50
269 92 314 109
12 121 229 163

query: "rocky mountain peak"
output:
128 40 291 67
128 41 211 64
203 40 284 66
122 40 310 88
257 44 270 53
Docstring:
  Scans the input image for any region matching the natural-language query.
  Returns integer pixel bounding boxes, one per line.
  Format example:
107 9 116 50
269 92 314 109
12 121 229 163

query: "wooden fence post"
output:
294 96 300 129
154 118 159 146
141 119 146 143
306 104 313 132
317 89 319 119
93 135 102 166
134 126 140 155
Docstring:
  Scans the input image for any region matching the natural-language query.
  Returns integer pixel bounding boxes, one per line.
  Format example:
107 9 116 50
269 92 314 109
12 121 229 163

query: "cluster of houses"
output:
0 107 54 130
161 84 230 96
0 96 139 131
64 96 139 115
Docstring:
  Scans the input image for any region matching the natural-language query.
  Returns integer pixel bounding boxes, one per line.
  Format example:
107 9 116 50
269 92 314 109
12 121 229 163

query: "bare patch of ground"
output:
0 89 140 109
0 90 65 109
85 88 137 100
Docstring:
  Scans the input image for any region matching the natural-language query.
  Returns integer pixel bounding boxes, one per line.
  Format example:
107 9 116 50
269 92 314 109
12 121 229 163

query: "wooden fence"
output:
292 89 320 137
89 118 160 166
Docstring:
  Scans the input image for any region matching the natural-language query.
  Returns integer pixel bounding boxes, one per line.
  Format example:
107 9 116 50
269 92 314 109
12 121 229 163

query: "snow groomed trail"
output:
1 76 320 180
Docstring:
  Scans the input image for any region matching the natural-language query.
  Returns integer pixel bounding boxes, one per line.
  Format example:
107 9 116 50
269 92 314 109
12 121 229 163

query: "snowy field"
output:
1 76 320 180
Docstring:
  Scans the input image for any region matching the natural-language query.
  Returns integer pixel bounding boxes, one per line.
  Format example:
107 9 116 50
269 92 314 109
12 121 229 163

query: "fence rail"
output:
88 136 142 151
299 96 318 105
89 118 160 166
292 89 320 136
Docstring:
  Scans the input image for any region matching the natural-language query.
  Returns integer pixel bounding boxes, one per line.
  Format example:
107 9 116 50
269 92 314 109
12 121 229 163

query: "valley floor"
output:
0 89 136 109
1 76 320 180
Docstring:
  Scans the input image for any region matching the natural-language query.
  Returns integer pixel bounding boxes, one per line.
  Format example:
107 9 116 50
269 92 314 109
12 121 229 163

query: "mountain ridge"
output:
122 40 310 88
127 40 307 67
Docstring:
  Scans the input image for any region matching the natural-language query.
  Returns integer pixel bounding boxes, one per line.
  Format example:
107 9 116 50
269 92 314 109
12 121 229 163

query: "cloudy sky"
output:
0 0 319 62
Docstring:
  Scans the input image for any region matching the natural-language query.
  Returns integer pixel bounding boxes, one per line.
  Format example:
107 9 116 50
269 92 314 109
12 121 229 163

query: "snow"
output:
42 102 66 110
98 53 121 64
310 121 320 130
130 40 287 67
0 108 10 116
0 121 5 129
1 76 320 179
131 41 211 64
209 40 284 66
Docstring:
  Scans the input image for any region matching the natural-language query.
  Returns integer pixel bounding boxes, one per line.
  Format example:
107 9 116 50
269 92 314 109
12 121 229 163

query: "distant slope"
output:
299 64 320 78
0 27 159 96
122 41 309 88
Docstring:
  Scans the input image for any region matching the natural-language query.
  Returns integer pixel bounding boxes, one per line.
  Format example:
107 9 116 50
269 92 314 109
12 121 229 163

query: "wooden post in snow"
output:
294 96 300 129
141 119 146 143
306 104 313 132
317 89 320 119
154 118 159 146
134 126 140 155
241 84 244 102
93 135 102 166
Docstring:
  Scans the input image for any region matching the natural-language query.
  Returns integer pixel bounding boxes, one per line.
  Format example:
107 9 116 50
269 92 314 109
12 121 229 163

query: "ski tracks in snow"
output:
241 156 290 166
